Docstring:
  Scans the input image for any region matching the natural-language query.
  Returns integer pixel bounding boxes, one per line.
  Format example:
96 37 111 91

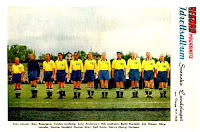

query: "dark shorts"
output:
98 70 109 80
114 69 125 82
56 70 66 82
71 70 82 81
11 74 21 83
28 70 38 81
157 71 168 82
84 70 95 82
129 69 140 81
43 71 54 82
143 70 154 81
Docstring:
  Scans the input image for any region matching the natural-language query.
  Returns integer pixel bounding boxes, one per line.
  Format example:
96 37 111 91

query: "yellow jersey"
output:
55 59 68 73
112 59 126 70
98 59 111 71
156 61 170 71
43 60 55 71
84 59 97 73
69 59 83 73
127 58 141 72
142 59 155 71
12 63 24 74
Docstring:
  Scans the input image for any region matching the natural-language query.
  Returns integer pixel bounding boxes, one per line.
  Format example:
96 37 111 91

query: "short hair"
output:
74 52 78 55
46 53 50 56
29 53 35 58
146 52 150 54
58 52 62 55
131 52 136 55
88 52 92 55
160 54 164 57
14 57 19 60
102 52 106 55
117 52 121 54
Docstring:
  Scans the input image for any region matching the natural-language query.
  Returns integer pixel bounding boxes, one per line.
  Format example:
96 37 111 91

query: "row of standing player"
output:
11 51 170 99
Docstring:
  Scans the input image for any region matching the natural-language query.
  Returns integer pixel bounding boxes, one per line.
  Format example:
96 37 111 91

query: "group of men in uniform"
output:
11 51 170 99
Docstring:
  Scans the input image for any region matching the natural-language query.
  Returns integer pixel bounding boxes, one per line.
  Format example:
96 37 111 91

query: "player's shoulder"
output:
93 59 96 63
136 58 140 61
156 60 160 64
78 59 83 62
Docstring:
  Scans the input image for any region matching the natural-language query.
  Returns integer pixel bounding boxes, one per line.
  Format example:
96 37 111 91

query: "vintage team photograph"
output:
7 7 171 121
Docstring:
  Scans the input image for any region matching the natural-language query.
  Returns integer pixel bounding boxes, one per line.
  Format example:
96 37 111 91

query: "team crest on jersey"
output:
134 62 138 64
150 63 153 65
49 63 52 65
76 63 80 65
18 67 21 69
105 62 108 64
119 62 123 65
60 63 64 66
90 62 93 64
163 65 166 68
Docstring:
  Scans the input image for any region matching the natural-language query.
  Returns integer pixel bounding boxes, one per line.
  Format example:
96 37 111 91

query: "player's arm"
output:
108 60 111 79
83 60 86 74
80 60 84 78
141 60 145 78
167 62 170 78
37 61 40 80
97 60 100 77
155 62 158 78
69 61 72 78
138 59 141 77
65 61 68 79
124 60 127 78
21 65 25 81
111 60 115 78
43 61 45 77
153 60 156 78
51 61 55 79
94 60 97 77
127 59 130 77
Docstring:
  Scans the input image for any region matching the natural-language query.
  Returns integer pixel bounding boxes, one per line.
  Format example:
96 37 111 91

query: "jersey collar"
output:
101 59 107 61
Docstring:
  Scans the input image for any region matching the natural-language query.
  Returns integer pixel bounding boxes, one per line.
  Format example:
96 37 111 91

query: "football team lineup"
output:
10 51 170 100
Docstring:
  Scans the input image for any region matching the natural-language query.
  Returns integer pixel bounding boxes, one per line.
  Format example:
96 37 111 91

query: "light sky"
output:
7 7 171 59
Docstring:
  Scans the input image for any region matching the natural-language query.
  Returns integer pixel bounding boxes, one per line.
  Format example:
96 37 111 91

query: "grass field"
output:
8 84 170 121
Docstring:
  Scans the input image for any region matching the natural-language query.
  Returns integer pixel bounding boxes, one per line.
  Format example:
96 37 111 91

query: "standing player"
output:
98 52 111 98
43 53 55 99
11 57 24 98
84 52 97 98
155 54 170 98
142 52 156 98
70 52 83 99
112 52 126 98
28 54 40 98
55 53 68 99
127 52 141 98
